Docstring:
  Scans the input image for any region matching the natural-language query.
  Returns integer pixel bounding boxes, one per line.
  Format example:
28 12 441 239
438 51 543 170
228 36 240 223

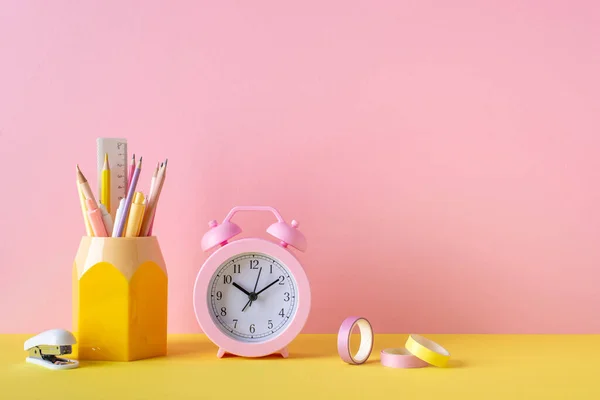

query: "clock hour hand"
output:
232 282 251 296
256 279 281 296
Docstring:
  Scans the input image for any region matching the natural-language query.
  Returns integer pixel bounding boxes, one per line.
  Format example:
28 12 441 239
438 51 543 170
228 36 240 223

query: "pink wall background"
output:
1 1 599 334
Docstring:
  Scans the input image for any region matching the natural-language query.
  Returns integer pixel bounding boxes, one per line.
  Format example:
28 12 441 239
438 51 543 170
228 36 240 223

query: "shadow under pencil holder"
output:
72 236 168 361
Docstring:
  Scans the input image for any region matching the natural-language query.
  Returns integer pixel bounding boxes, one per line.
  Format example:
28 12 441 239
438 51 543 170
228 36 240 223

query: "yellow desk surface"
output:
3 334 599 399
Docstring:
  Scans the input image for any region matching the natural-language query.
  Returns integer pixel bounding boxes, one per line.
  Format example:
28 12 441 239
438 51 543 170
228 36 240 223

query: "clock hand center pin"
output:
241 288 256 312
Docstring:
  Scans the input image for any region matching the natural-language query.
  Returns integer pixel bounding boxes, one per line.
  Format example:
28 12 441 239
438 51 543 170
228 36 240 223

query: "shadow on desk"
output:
166 335 215 358
165 334 333 360
446 359 466 368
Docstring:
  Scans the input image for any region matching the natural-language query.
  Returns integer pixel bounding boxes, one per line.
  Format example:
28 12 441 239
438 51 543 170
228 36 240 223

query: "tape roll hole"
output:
383 348 412 356
349 319 373 363
411 334 450 356
350 325 361 355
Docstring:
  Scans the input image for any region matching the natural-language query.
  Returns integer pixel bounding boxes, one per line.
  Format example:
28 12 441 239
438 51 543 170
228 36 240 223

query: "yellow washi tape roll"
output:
405 334 450 367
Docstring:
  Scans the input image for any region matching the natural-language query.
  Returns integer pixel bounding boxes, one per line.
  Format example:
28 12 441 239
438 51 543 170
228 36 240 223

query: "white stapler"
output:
24 329 79 370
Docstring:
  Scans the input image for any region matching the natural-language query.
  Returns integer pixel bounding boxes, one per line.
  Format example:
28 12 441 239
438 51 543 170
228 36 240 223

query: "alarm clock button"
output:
266 221 307 252
201 221 242 251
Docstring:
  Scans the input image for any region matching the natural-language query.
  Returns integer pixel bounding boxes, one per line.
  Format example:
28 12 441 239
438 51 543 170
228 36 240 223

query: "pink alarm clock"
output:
193 206 310 358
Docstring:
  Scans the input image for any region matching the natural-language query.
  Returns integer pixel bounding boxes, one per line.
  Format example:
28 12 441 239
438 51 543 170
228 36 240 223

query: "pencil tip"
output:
76 164 86 182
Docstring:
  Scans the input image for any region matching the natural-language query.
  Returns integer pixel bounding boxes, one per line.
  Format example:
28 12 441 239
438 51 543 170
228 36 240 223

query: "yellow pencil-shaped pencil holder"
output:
72 236 168 361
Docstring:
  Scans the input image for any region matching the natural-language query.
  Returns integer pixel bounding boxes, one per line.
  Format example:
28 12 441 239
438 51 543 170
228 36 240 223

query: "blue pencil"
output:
114 157 142 237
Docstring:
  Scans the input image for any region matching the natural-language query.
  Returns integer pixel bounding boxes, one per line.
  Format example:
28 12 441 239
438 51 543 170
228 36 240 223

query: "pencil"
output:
127 154 135 191
148 162 159 202
77 178 93 236
76 164 97 236
141 159 167 236
114 157 143 237
76 164 98 204
125 192 146 237
146 161 162 235
111 198 126 237
101 153 111 213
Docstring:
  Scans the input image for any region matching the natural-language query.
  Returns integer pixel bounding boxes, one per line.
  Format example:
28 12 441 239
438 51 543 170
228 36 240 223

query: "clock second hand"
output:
241 298 252 312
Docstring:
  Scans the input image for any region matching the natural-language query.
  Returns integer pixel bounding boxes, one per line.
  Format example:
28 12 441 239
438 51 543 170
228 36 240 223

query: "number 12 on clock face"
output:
209 253 298 343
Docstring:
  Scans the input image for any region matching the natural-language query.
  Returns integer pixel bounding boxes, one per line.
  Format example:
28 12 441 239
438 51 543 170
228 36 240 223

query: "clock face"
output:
207 252 298 343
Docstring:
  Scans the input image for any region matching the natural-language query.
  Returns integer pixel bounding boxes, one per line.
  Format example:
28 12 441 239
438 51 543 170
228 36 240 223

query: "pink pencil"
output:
142 159 167 236
86 198 108 237
127 153 135 191
146 162 160 236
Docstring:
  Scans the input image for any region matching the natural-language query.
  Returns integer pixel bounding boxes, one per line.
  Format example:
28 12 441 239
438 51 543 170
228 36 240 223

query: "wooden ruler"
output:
96 138 128 220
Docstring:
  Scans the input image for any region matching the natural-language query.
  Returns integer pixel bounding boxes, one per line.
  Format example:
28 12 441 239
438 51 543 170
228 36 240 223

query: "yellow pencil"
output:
76 166 93 236
125 192 146 237
101 153 111 213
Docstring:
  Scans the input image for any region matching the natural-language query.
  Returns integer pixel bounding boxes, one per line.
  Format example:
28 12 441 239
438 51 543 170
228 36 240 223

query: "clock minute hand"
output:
232 282 251 296
252 267 263 293
256 279 280 296
242 267 263 312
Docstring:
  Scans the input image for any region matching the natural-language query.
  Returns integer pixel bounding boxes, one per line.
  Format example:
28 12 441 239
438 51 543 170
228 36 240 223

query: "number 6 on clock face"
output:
209 253 297 342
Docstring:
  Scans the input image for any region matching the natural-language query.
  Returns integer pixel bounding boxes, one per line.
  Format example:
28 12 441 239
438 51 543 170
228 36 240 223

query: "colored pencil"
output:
76 164 98 205
77 180 93 236
100 153 111 213
125 192 146 237
140 159 167 236
114 157 143 237
127 153 135 191
111 198 126 237
148 162 159 202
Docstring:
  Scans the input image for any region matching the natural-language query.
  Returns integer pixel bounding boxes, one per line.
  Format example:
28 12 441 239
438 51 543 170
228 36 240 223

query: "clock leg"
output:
217 348 227 358
217 347 288 358
279 347 289 358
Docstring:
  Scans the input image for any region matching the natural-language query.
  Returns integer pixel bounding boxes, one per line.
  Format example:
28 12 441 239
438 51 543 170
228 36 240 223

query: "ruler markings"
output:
97 138 128 220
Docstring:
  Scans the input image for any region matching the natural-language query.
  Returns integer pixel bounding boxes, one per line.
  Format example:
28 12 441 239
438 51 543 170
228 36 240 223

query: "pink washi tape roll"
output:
337 316 374 365
380 348 429 368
